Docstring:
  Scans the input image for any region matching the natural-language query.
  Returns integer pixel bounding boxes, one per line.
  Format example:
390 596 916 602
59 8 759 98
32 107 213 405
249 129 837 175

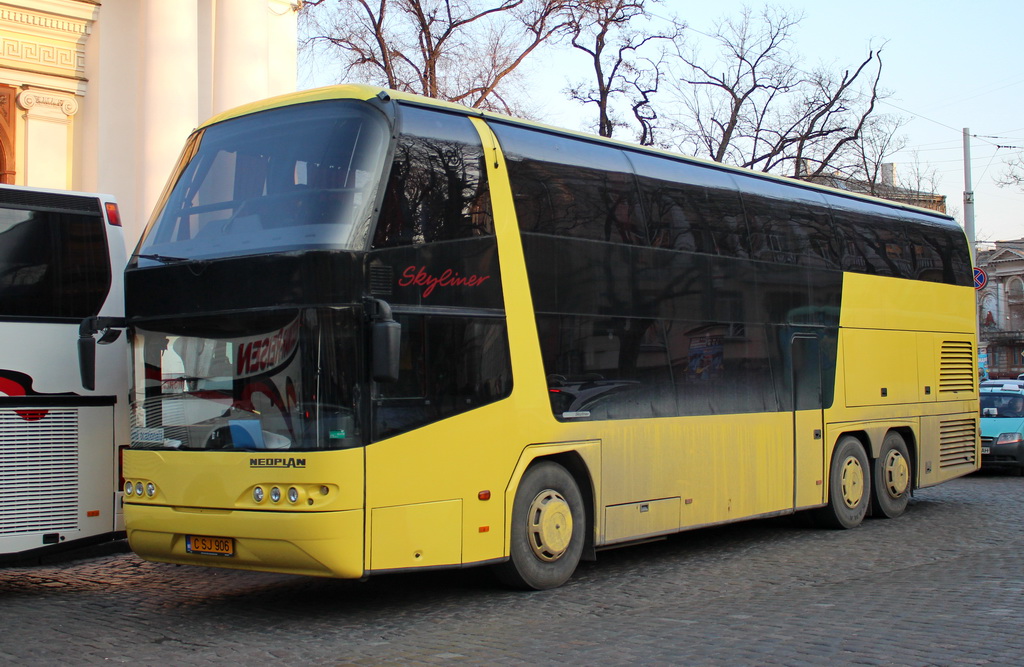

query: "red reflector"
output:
479 526 489 533
478 490 491 501
104 201 122 226
87 510 100 517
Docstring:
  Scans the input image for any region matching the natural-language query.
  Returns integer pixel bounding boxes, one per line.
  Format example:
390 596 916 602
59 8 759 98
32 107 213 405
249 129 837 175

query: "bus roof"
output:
200 83 957 224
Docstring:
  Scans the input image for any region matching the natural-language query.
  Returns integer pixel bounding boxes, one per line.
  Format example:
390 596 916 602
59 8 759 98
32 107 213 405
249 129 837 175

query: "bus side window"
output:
536 315 675 421
825 194 914 280
735 177 839 269
0 206 109 319
667 322 778 416
373 314 512 440
900 211 973 287
374 107 493 248
627 152 747 258
491 123 645 245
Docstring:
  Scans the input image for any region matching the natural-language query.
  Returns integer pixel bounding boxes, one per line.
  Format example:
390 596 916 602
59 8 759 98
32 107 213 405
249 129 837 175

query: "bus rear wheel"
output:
870 431 911 518
813 435 871 529
494 461 585 590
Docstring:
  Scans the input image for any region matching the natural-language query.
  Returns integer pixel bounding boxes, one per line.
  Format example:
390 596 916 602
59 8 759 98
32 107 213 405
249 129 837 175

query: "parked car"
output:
979 388 1024 475
981 379 1024 390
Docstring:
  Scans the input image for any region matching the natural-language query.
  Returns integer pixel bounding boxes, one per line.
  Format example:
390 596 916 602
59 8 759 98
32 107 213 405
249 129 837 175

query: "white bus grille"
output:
0 409 79 535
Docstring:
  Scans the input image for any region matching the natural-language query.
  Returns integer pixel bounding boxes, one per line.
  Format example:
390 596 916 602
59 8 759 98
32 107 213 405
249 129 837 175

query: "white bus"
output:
0 185 128 560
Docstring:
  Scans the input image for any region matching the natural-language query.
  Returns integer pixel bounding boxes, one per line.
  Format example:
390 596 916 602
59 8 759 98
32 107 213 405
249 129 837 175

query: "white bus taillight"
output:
104 201 122 226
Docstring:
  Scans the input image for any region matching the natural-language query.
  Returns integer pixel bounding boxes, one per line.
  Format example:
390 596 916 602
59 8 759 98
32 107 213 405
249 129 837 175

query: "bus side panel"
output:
596 412 794 535
840 274 976 335
0 315 125 555
364 402 525 570
830 274 978 486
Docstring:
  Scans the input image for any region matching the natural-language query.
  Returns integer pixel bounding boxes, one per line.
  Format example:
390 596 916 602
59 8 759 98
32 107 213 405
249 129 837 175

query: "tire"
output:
494 461 585 590
870 431 912 519
813 435 871 529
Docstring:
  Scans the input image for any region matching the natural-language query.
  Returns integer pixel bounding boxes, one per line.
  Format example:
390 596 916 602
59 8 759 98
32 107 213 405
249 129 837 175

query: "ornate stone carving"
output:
16 89 79 116
0 9 90 36
0 37 85 72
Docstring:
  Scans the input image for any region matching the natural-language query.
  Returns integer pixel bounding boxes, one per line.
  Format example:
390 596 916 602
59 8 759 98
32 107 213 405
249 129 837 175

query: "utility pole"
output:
963 127 976 262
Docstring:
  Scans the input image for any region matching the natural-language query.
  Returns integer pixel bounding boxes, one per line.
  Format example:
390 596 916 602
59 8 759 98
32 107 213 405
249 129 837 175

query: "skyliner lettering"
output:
398 265 491 298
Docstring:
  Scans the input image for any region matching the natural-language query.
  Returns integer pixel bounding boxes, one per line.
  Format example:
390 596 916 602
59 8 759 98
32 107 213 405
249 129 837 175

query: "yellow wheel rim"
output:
527 489 573 562
883 449 910 498
840 455 865 509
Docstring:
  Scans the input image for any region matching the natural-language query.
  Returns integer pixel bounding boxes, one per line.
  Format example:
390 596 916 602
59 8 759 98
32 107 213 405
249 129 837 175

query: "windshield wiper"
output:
137 253 189 264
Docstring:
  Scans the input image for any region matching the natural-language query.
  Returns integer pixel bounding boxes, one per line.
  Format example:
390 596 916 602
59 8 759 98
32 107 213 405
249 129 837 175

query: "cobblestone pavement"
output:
1 472 1022 666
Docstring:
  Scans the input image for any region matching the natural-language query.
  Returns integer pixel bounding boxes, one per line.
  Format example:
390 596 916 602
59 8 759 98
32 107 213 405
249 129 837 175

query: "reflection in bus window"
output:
374 314 512 439
374 107 493 248
0 205 110 318
492 123 645 245
629 152 747 256
140 100 390 261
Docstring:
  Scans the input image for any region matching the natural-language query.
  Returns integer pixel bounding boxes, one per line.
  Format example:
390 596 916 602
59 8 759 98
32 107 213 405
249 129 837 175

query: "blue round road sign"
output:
974 267 988 290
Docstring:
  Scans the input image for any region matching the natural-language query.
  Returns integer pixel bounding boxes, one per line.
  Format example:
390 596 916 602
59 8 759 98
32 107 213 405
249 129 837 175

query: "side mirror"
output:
366 299 400 383
78 316 126 391
372 319 401 383
78 334 97 391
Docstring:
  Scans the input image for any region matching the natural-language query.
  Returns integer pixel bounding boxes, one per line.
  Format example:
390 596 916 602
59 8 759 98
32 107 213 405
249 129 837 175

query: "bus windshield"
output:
130 308 363 452
136 100 390 262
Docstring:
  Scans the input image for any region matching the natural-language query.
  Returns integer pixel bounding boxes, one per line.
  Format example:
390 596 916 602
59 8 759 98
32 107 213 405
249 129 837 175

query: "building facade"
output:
977 241 1024 379
0 0 299 247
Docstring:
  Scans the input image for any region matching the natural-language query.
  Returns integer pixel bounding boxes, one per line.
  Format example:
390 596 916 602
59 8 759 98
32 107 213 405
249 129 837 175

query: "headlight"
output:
288 487 299 503
135 482 144 496
253 486 265 503
997 432 1024 445
270 486 281 503
146 482 156 497
124 481 133 496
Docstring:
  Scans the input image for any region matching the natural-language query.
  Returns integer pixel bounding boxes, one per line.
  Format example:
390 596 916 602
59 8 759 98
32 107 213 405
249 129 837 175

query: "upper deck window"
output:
373 105 493 248
137 100 390 262
492 122 645 245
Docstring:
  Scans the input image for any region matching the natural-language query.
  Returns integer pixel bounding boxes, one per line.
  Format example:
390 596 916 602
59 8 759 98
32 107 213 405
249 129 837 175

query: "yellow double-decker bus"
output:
122 84 978 589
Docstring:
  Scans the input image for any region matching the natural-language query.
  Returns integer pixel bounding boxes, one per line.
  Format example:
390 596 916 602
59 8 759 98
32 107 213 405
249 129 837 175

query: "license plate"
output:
981 446 991 454
186 535 234 557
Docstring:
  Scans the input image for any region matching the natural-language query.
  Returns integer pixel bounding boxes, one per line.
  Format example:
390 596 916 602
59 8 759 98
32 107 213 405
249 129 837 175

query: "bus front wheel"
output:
870 431 911 519
494 461 585 590
814 435 871 529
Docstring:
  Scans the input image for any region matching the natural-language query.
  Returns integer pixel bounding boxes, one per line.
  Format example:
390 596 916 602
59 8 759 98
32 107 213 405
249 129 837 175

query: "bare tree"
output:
564 0 680 142
847 113 909 196
663 5 888 178
895 149 942 195
998 153 1024 189
301 0 572 113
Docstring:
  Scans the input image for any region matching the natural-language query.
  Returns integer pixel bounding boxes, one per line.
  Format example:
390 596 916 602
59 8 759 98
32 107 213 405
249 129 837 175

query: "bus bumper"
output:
125 503 364 578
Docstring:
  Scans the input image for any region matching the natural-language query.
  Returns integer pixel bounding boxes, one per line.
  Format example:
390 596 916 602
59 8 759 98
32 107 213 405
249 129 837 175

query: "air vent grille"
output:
0 409 79 535
369 264 393 296
939 417 977 469
939 340 975 394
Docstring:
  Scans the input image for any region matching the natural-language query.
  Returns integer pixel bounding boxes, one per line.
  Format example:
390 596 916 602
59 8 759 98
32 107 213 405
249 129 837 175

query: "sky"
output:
299 0 1024 243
